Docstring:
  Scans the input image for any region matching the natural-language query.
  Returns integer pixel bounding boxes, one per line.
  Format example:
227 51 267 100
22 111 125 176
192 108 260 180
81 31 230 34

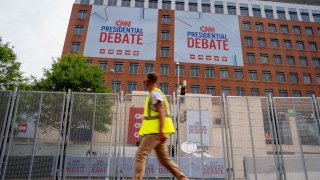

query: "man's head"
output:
146 72 158 91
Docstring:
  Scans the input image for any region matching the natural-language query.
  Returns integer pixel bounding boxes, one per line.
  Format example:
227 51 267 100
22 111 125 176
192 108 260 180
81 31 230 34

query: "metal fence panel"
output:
63 93 117 179
1 91 66 180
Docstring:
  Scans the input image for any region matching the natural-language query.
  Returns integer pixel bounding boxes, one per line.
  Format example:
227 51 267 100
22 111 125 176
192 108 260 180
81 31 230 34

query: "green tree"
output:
34 54 110 93
0 37 24 90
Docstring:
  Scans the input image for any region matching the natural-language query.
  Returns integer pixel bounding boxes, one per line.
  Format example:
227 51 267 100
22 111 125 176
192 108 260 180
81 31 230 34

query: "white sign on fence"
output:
186 110 211 146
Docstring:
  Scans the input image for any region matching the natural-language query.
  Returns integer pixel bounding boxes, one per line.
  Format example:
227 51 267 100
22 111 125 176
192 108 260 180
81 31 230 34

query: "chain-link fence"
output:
0 90 319 180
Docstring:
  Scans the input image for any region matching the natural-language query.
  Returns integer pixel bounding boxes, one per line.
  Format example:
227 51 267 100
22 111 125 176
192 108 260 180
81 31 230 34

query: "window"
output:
205 67 214 78
240 3 249 16
84 60 92 64
236 87 245 96
160 64 169 76
296 41 305 50
250 88 260 96
283 40 292 49
293 26 301 35
221 86 230 96
220 68 229 79
108 0 117 6
114 62 123 73
306 91 314 97
206 86 215 95
162 0 171 10
263 71 272 81
273 55 282 65
71 41 81 52
190 66 199 77
214 1 224 14
316 74 320 84
286 56 295 65
255 22 264 31
234 69 243 80
279 90 288 97
303 73 312 84
293 90 302 97
280 25 289 33
202 0 210 13
305 27 313 35
252 4 261 17
246 53 255 63
309 42 317 51
159 83 169 94
268 23 276 32
135 0 144 8
276 72 285 82
289 8 298 20
112 80 121 92
144 63 154 74
300 56 308 67
99 61 108 71
121 0 131 7
265 7 274 18
127 81 137 93
129 63 139 74
94 0 104 5
248 70 258 80
74 25 84 35
290 72 299 83
149 0 158 8
77 10 87 19
242 21 251 30
176 0 184 11
227 2 236 15
162 15 170 24
175 64 185 76
258 38 266 48
313 57 320 67
190 85 200 94
161 30 170 40
313 10 320 22
189 0 197 12
271 39 279 48
244 36 253 46
160 47 170 57
265 89 273 96
260 54 269 64
300 9 310 22
80 0 90 4
276 7 286 20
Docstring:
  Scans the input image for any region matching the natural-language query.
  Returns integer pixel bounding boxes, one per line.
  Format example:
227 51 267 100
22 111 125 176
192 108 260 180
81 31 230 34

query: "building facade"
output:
62 0 320 97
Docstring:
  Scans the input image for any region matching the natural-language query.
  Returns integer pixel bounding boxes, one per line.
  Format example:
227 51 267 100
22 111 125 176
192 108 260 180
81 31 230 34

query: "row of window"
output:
91 60 320 84
244 36 318 51
109 79 316 97
242 21 320 36
245 53 320 67
80 0 320 22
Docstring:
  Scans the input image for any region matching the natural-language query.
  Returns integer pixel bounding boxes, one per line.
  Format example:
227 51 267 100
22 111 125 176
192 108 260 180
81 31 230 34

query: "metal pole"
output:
311 95 320 145
28 92 44 180
113 94 119 179
88 94 97 179
219 96 228 180
106 94 116 178
198 97 204 180
118 91 124 179
246 97 258 180
222 93 231 180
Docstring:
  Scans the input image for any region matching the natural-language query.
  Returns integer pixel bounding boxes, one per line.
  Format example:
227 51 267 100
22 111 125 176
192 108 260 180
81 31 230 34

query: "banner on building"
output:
174 11 243 66
186 110 211 146
84 6 158 60
127 107 144 144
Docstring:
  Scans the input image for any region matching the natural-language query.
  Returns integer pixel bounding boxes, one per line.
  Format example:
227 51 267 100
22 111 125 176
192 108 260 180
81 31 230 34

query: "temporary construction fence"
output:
0 90 319 180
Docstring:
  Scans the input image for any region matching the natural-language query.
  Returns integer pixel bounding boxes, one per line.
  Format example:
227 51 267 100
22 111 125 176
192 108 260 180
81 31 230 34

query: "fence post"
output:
197 97 204 180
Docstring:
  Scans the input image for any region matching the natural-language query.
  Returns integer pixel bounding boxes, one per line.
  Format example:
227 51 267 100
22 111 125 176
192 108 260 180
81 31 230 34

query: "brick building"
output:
63 0 320 97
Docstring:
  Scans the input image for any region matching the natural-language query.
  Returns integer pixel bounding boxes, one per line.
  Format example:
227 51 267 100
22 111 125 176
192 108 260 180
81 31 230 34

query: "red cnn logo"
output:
100 49 106 54
190 54 195 59
117 50 123 55
125 50 131 55
108 49 114 54
222 56 228 61
206 56 211 60
214 56 220 61
133 51 139 56
18 124 27 133
115 20 131 27
198 55 203 60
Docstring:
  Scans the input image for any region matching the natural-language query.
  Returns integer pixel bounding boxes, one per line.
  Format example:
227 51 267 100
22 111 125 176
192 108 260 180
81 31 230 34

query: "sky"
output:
0 0 74 78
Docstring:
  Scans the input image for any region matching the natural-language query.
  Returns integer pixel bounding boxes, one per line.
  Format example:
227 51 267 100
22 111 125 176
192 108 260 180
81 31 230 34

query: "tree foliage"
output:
0 37 24 90
34 54 110 93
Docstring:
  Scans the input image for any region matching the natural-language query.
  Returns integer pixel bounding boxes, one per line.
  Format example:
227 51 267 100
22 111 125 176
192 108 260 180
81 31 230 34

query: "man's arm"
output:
155 101 167 143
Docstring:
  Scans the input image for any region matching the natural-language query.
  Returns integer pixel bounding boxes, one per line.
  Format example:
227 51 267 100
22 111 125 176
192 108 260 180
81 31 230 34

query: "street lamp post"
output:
176 58 179 95
110 69 115 93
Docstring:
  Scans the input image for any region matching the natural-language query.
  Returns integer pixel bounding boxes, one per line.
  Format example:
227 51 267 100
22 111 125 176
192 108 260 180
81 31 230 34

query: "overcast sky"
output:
0 0 74 78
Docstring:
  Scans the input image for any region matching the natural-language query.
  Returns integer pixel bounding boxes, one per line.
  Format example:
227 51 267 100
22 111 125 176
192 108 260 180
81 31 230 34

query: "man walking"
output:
133 72 188 180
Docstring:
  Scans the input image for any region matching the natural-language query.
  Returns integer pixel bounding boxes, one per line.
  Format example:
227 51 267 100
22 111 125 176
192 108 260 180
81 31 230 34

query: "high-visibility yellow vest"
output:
139 88 175 136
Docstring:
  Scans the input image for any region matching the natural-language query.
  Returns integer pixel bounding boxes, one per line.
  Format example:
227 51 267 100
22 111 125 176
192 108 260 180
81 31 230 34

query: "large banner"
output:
175 11 243 66
186 110 210 146
84 6 158 60
127 107 144 144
